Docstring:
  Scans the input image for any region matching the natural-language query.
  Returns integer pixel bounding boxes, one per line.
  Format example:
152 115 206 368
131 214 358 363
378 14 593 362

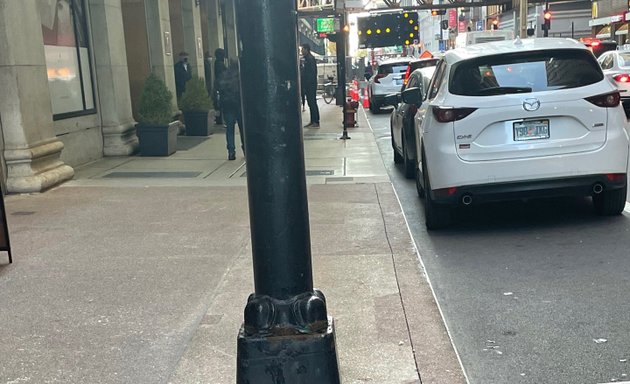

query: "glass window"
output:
449 49 603 96
427 60 446 100
41 0 95 119
599 54 613 69
619 52 630 67
378 64 409 75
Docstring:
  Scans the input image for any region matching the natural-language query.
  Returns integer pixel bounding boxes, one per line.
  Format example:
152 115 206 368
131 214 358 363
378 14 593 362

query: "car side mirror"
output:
383 93 401 106
402 87 422 105
364 73 372 81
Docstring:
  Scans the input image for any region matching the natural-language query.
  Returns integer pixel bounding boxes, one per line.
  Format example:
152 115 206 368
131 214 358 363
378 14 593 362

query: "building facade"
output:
0 0 233 193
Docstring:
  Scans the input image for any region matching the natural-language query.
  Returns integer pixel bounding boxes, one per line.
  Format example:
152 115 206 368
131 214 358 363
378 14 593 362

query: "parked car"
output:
409 38 630 229
387 66 437 179
597 49 630 117
581 38 617 58
367 58 412 113
403 58 439 86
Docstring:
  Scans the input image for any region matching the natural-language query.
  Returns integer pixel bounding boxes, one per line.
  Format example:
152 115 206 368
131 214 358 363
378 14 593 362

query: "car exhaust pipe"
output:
461 194 473 206
593 183 604 194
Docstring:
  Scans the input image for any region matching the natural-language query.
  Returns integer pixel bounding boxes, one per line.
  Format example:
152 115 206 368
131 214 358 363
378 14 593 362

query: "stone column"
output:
89 0 138 156
223 0 239 60
0 0 74 193
181 0 204 77
144 0 178 111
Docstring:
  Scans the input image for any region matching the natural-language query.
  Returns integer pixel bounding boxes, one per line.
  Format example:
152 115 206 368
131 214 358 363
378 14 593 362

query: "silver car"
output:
367 58 411 113
598 49 630 116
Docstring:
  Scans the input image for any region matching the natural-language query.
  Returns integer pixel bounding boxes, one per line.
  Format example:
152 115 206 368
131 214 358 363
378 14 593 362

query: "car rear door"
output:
448 49 612 162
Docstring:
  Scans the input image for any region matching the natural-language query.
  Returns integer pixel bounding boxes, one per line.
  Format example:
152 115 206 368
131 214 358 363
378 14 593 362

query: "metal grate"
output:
102 172 202 178
241 170 334 177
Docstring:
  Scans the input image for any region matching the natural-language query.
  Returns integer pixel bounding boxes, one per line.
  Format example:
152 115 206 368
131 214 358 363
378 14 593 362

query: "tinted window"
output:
449 49 603 96
599 54 613 69
378 64 409 75
409 59 439 72
427 60 446 100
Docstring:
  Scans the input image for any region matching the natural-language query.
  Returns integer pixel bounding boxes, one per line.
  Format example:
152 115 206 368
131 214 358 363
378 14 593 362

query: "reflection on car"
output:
409 38 629 229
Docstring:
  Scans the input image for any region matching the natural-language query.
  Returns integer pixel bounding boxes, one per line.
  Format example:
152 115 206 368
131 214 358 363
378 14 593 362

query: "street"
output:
366 106 630 384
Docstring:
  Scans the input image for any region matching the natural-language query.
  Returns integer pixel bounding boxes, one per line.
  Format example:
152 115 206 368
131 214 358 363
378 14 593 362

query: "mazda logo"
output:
523 98 540 112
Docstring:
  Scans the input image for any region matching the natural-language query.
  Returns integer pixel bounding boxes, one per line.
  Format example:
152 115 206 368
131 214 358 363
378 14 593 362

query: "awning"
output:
616 23 628 36
597 25 612 39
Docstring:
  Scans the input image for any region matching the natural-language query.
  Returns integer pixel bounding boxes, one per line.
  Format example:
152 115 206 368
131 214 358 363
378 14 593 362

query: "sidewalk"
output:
0 101 466 383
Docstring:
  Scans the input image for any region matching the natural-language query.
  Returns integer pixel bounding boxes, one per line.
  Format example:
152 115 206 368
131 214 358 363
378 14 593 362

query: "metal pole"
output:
338 12 350 140
571 21 574 39
519 0 527 38
234 0 341 382
543 1 549 37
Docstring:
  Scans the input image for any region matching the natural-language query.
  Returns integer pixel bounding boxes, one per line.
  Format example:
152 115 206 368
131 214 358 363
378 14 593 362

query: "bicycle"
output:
322 76 336 104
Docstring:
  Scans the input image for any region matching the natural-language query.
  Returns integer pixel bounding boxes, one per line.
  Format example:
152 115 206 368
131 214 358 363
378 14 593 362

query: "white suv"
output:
407 38 630 229
368 58 411 113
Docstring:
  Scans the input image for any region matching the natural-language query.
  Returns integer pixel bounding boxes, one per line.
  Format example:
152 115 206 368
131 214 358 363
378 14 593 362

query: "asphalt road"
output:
365 107 630 384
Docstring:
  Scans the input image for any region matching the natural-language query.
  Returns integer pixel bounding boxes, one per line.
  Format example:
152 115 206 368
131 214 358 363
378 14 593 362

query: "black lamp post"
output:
234 0 341 382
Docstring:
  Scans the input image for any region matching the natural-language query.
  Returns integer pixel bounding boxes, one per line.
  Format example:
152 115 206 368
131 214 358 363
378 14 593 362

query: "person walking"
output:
213 48 227 125
301 43 319 128
174 52 192 100
218 60 244 160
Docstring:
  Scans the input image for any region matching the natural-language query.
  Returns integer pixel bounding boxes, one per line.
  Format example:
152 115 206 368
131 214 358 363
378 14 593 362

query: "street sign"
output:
476 20 484 31
439 40 446 51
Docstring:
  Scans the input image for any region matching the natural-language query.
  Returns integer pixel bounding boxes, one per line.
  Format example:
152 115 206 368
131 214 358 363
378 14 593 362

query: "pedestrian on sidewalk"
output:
300 56 306 111
218 60 244 160
301 43 319 128
213 48 227 125
174 52 192 101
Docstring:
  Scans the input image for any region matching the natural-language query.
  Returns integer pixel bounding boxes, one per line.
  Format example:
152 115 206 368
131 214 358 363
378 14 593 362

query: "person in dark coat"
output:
174 52 192 100
213 48 227 125
300 56 306 111
301 43 319 128
218 60 244 160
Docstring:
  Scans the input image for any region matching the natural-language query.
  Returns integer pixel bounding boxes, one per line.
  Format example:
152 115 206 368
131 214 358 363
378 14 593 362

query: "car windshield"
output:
449 49 603 96
379 63 409 75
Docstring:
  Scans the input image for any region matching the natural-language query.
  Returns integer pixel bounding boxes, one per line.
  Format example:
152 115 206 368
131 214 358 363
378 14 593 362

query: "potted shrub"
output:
180 76 213 136
137 73 178 156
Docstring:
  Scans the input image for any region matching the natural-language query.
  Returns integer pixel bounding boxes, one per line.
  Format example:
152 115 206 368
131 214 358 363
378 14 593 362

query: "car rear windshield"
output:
409 59 439 71
620 52 630 67
449 49 603 96
378 63 409 75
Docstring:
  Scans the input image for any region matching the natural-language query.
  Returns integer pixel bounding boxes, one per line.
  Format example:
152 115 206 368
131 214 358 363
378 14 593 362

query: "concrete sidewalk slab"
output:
0 99 466 383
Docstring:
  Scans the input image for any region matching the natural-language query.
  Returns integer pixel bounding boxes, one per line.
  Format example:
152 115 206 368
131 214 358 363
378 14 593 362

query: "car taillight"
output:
432 107 477 123
613 74 630 83
606 173 626 182
403 66 411 85
585 92 621 107
374 74 386 84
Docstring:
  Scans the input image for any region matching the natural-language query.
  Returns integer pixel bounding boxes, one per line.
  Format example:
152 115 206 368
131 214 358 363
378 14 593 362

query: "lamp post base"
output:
236 318 341 384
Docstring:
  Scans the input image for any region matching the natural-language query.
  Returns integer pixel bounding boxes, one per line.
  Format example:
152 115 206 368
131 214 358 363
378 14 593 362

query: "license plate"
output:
513 119 550 141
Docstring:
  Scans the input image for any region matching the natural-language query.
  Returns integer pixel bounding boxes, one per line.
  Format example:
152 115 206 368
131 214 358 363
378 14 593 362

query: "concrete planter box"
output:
136 121 178 156
184 111 210 136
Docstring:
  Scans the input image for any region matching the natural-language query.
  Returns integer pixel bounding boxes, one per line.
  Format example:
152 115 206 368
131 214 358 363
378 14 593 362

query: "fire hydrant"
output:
344 99 359 128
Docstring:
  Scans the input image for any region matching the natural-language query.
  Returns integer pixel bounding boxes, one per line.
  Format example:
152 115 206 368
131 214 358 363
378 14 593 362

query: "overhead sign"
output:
357 12 419 48
316 18 336 33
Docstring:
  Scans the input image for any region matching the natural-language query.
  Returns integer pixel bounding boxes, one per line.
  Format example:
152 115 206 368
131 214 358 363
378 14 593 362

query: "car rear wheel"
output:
402 133 414 179
593 185 627 216
423 162 451 230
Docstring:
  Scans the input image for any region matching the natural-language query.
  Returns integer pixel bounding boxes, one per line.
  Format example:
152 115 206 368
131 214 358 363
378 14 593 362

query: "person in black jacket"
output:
174 52 192 100
301 44 319 127
213 48 227 125
218 60 243 160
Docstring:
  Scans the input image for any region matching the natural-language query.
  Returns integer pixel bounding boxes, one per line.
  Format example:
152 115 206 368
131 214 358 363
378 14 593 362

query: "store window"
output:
40 0 95 119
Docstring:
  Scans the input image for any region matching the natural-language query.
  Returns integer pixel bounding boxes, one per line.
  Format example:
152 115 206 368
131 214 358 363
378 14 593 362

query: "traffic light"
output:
543 9 552 30
491 18 499 30
401 12 419 45
431 9 446 16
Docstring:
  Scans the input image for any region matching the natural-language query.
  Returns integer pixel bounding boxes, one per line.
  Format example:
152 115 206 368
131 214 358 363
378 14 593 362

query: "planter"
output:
184 111 210 136
136 121 178 156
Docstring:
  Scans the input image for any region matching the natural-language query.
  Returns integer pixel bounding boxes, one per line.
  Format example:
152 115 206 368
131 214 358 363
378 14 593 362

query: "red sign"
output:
449 10 457 28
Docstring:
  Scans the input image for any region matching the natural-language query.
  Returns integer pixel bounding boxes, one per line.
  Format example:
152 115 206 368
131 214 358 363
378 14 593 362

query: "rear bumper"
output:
431 174 627 205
